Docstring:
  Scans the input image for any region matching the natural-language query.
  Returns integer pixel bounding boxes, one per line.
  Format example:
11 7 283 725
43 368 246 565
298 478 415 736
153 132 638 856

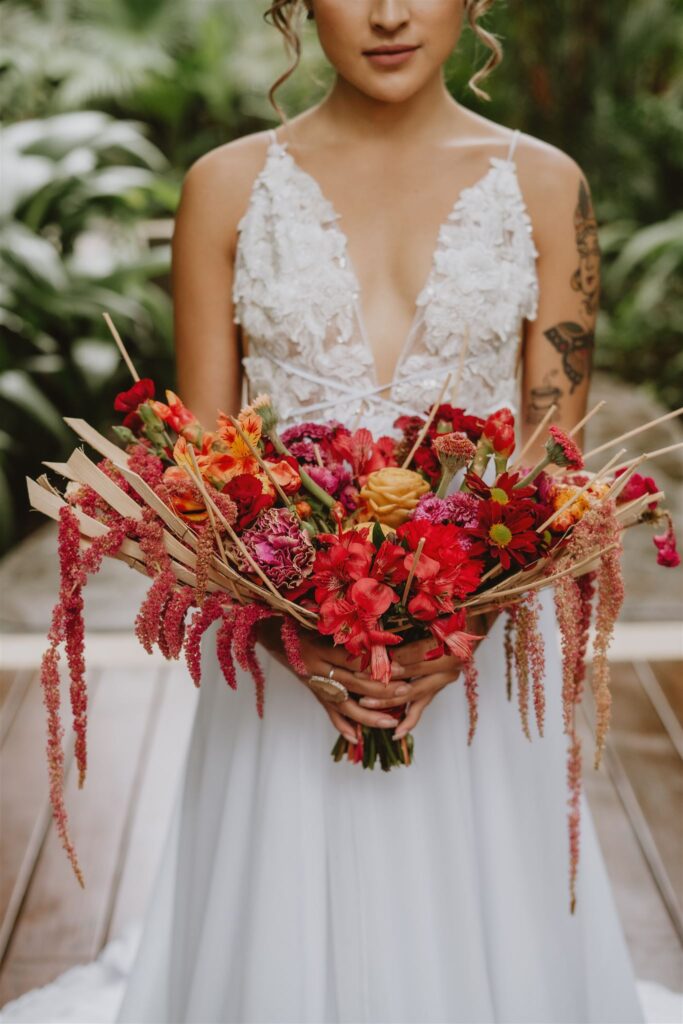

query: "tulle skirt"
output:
113 589 644 1023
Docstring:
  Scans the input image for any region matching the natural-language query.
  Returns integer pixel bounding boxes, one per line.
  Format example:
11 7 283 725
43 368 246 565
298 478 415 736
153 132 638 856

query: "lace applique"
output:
232 136 539 435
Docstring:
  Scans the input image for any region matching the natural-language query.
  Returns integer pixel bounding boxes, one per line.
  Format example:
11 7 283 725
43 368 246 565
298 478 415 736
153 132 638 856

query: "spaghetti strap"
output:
506 128 520 163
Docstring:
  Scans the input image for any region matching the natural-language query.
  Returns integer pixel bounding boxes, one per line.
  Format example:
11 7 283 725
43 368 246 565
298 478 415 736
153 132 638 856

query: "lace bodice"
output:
233 128 539 436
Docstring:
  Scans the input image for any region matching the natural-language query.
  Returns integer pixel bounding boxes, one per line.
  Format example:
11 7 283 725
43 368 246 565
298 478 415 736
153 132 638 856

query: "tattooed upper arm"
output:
517 146 601 451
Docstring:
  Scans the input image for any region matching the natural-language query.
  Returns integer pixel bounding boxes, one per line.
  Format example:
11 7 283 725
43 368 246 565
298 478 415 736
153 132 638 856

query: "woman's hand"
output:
357 609 501 739
255 619 413 744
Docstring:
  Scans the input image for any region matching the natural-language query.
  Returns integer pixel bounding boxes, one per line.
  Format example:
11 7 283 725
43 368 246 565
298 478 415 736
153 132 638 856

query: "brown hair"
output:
263 0 503 120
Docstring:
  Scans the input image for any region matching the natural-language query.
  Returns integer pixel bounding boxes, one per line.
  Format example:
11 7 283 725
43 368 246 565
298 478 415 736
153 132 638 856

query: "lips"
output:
363 45 419 56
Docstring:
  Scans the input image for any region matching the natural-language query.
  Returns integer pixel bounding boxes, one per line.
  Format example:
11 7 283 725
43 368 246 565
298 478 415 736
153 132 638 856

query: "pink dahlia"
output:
545 426 584 470
240 508 315 589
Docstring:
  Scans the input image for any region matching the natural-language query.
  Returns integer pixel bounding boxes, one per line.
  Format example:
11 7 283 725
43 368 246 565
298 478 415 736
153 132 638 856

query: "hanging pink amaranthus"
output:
184 595 225 686
463 660 479 745
40 506 132 887
161 586 196 659
280 616 308 676
232 604 276 717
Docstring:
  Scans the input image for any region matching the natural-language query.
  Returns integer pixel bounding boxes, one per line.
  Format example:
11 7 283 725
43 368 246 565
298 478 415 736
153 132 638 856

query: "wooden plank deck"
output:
0 640 681 1006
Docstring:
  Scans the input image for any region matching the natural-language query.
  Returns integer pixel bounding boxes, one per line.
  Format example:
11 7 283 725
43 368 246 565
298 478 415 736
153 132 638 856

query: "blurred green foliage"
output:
0 0 681 552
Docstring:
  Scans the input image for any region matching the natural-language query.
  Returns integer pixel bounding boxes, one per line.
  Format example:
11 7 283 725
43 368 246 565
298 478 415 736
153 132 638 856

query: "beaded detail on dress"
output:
232 128 539 436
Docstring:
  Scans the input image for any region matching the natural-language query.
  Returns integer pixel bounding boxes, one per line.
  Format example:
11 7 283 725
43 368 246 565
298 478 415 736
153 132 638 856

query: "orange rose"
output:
264 459 301 495
358 467 430 528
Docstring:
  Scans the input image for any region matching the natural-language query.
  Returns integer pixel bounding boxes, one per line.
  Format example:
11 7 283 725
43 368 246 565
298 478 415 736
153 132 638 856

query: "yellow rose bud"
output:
358 467 430 528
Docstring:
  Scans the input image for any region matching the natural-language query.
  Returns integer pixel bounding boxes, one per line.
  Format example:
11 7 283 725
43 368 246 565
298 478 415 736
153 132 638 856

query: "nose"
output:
369 0 410 33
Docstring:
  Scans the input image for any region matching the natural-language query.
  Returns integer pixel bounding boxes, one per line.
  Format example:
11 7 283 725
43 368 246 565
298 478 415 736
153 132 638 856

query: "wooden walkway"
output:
0 638 681 1007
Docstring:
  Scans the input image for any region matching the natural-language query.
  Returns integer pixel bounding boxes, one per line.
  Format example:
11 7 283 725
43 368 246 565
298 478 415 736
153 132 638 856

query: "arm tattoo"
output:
542 178 600 393
526 371 564 425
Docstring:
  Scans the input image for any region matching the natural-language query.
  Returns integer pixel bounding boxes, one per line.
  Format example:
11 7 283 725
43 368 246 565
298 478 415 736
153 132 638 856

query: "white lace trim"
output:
232 134 539 434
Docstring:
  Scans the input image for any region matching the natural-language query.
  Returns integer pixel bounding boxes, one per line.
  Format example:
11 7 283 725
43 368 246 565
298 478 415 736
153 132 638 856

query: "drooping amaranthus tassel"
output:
184 595 224 686
280 616 308 676
162 586 196 659
463 659 479 745
503 609 515 702
559 502 624 770
40 507 132 888
134 568 177 654
232 604 276 717
554 575 584 734
216 611 237 689
567 725 583 914
524 592 546 738
574 572 596 706
57 505 87 788
193 524 214 606
591 544 624 769
513 604 531 741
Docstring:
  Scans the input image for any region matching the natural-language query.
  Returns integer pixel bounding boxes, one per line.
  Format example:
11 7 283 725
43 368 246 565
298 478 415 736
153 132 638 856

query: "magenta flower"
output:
240 508 315 589
653 514 680 568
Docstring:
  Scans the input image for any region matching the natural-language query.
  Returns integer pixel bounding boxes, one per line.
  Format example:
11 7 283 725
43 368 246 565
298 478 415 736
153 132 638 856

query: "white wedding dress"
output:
1 127 668 1023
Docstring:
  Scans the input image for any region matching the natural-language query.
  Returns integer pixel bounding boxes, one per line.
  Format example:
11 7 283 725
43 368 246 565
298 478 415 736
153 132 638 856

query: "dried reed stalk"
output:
401 374 453 470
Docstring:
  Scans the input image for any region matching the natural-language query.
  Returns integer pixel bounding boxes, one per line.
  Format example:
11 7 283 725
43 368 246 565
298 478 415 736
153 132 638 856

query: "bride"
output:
1 1 654 1022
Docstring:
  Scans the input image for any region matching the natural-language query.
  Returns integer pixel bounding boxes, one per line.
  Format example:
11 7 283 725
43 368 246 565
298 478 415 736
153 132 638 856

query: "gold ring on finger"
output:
306 673 349 704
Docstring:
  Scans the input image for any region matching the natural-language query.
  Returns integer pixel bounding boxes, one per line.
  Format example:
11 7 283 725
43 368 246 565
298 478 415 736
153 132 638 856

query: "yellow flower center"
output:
489 487 509 504
489 522 513 547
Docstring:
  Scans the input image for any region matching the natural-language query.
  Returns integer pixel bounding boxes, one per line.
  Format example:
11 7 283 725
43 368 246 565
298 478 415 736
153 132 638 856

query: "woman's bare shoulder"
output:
512 130 592 244
175 130 273 254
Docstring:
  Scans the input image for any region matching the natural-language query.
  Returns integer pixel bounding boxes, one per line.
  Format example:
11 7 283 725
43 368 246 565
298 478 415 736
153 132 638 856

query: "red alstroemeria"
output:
331 428 398 485
114 378 155 414
311 531 375 604
349 577 398 618
428 613 481 662
467 500 542 570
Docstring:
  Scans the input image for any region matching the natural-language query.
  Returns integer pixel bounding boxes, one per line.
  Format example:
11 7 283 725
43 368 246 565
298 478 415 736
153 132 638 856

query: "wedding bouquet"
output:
28 324 680 910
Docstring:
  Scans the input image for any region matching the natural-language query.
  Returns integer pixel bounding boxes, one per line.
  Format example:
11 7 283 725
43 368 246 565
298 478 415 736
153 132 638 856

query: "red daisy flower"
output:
467 500 542 569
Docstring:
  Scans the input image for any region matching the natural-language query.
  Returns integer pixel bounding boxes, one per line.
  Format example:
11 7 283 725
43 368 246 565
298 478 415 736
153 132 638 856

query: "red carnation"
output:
114 378 155 414
224 473 275 529
546 425 584 470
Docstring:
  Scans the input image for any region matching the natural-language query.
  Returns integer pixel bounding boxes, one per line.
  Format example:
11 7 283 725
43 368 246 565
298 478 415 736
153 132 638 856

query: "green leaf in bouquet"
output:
372 520 385 548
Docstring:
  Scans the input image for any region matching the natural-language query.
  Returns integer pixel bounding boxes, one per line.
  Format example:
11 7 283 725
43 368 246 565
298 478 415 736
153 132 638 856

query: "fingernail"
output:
395 685 410 696
378 716 397 727
393 730 404 740
360 697 379 707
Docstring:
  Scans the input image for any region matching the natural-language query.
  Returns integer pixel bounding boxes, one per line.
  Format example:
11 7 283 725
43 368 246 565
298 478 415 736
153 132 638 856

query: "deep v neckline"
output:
267 130 521 386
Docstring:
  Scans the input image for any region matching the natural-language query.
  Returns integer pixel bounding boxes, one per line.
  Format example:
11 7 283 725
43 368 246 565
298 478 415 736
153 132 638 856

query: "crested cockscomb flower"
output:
240 508 315 590
433 431 477 468
433 432 478 498
546 425 584 470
